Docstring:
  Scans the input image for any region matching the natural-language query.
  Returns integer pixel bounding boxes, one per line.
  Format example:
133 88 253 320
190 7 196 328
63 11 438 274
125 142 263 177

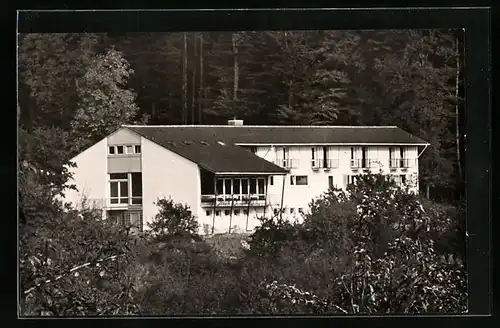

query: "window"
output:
131 173 142 204
126 145 134 154
233 179 241 195
206 210 212 216
116 146 124 154
108 210 130 226
323 146 329 168
249 178 257 194
258 178 265 195
243 209 248 216
109 173 142 205
224 210 231 216
401 175 407 184
328 176 334 189
216 179 224 195
270 176 274 185
234 209 240 216
108 146 115 155
296 176 308 185
399 147 407 167
361 147 368 168
109 173 128 204
241 179 249 195
224 179 232 195
290 208 295 214
135 145 141 154
311 147 318 168
350 147 360 167
389 147 394 167
215 210 221 216
345 175 358 186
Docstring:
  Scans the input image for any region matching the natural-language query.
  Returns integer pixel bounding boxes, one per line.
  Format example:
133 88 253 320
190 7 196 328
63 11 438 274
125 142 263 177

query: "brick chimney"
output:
227 118 244 126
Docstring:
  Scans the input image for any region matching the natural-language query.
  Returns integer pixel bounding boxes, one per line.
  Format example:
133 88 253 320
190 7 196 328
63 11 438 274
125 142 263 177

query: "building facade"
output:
62 121 429 235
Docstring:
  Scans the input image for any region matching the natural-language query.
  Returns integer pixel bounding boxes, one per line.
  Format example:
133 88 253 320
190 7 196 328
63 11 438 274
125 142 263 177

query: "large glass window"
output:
131 173 142 204
109 172 142 205
249 178 257 194
258 178 265 194
216 179 224 195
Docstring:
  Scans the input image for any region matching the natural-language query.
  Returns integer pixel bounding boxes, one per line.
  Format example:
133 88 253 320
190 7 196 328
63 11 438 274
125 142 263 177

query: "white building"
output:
63 120 429 235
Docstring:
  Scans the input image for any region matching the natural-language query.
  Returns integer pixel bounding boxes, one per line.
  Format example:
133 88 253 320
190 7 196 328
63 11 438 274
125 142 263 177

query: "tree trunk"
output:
197 33 204 125
455 37 462 182
232 33 239 102
182 33 188 124
191 32 197 124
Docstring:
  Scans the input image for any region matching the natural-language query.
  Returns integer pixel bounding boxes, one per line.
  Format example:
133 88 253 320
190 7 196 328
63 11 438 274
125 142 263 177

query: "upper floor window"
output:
389 146 408 168
109 172 142 205
109 144 141 156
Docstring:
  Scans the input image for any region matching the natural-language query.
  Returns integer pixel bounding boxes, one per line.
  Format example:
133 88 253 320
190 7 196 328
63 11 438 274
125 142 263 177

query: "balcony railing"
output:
311 159 339 169
274 158 299 169
350 158 373 170
389 158 415 169
201 194 267 207
72 198 142 210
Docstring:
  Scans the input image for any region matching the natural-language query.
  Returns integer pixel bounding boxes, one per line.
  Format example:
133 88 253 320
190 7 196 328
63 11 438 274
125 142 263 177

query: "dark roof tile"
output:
126 126 287 174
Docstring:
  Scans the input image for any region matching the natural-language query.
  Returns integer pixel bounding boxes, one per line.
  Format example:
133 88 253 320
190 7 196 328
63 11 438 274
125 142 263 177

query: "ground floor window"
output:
107 210 142 231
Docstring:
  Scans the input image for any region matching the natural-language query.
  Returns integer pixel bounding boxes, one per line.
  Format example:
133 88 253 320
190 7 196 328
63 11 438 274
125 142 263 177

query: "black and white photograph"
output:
17 8 490 318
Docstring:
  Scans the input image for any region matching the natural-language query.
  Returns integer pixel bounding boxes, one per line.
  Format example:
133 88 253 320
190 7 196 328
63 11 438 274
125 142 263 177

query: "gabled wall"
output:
107 128 142 173
64 139 108 211
141 137 201 228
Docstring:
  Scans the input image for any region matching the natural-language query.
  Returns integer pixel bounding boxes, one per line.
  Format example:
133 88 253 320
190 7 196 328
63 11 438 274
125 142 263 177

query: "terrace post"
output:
263 176 268 219
212 176 217 235
245 197 251 231
229 188 234 233
279 174 285 221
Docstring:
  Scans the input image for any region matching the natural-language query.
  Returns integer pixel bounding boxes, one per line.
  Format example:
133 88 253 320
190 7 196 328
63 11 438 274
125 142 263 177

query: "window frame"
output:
108 144 142 156
109 172 142 206
295 175 308 186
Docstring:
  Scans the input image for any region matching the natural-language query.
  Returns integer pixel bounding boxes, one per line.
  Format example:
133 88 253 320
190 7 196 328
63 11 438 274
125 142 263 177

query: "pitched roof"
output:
124 125 429 145
125 126 287 175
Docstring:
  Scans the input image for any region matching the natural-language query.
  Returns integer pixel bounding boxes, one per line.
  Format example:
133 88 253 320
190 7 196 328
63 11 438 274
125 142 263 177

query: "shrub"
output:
304 173 467 314
147 198 200 242
20 206 141 316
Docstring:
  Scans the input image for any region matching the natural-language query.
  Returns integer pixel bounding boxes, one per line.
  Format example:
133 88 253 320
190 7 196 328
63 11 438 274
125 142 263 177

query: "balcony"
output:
350 158 375 171
201 194 267 207
311 159 339 170
389 158 415 170
73 197 142 211
274 158 299 169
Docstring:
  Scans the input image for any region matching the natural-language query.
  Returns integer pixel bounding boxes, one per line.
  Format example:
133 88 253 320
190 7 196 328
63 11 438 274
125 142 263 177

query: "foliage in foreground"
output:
19 174 466 316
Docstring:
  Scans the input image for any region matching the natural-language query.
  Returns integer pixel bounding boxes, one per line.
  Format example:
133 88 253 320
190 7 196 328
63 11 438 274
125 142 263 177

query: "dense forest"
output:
18 30 467 316
18 29 465 203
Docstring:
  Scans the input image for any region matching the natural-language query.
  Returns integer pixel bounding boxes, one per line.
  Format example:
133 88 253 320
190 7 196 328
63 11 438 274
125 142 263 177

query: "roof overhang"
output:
235 142 430 146
214 172 287 176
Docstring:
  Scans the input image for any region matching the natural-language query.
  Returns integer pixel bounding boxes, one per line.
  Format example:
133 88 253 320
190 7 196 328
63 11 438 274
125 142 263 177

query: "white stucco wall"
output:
107 128 141 145
257 144 421 216
64 139 108 211
141 137 201 229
